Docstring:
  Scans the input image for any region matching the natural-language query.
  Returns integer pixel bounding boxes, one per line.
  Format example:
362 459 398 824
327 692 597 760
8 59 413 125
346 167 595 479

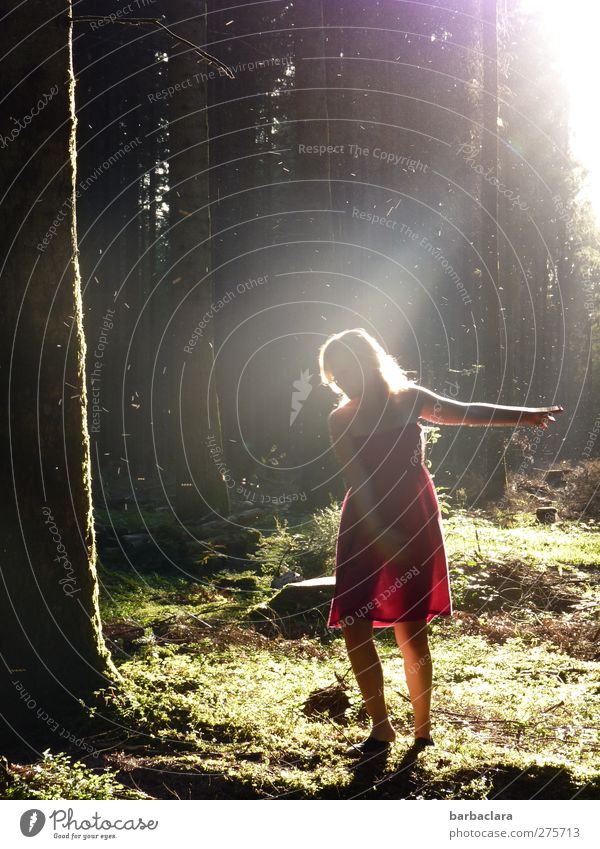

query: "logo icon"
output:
20 810 46 837
290 369 313 426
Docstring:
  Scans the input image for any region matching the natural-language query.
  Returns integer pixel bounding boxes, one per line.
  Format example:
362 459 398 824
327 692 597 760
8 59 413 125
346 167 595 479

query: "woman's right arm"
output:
328 410 377 499
328 410 412 559
413 385 564 428
328 410 387 533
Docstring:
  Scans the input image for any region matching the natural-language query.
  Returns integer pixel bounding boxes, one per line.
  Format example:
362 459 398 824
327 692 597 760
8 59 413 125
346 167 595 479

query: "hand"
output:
521 405 564 429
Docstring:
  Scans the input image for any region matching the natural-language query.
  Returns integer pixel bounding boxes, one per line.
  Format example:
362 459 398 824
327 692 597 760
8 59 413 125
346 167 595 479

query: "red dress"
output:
327 420 453 628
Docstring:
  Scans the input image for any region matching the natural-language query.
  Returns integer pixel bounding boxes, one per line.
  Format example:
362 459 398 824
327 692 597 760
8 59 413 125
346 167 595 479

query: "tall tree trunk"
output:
479 0 507 502
0 0 118 739
164 0 229 518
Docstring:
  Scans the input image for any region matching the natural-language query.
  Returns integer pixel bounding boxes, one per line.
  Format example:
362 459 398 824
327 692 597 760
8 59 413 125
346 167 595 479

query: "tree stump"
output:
102 621 145 655
536 506 558 524
269 576 335 616
544 469 570 488
248 577 335 637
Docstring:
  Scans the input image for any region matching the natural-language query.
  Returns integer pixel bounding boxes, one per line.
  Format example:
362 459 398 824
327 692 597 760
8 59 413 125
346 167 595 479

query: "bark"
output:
165 0 229 517
478 0 507 502
0 0 118 739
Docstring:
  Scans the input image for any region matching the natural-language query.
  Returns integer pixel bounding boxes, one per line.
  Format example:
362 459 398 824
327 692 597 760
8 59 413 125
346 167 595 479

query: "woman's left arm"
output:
414 386 564 428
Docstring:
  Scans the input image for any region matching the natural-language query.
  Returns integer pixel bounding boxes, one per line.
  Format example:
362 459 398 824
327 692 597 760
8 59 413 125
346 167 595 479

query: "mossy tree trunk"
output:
0 0 118 739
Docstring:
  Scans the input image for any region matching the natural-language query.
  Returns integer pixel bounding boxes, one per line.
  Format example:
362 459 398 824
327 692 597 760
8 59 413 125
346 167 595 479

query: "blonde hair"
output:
318 327 415 408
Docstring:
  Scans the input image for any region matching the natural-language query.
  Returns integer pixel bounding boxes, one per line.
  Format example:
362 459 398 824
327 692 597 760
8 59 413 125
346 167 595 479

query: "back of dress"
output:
327 421 453 628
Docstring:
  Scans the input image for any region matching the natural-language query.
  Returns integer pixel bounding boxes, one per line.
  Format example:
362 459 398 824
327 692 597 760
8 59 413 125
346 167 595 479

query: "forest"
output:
1 0 599 811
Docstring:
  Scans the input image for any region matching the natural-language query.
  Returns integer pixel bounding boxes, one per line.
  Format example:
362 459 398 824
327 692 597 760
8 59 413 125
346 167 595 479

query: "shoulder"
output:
328 404 350 429
327 402 358 439
397 384 420 402
395 384 426 419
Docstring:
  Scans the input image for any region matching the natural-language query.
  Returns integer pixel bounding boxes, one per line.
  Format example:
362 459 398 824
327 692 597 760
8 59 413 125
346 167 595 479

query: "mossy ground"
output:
2 510 599 800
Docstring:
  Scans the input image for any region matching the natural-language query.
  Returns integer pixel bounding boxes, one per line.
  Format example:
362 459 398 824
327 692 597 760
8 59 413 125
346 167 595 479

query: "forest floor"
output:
2 509 600 800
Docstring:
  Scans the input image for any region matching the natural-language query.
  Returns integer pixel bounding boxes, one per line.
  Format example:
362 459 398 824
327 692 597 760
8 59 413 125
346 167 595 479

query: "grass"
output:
445 510 600 568
88 626 598 800
2 507 599 800
97 566 272 631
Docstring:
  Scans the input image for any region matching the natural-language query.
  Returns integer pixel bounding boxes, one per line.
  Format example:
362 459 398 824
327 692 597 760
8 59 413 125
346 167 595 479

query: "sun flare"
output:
519 0 600 216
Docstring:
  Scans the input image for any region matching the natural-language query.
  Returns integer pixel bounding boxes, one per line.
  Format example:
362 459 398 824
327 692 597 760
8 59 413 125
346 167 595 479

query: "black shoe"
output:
412 736 434 750
345 736 392 757
397 736 434 769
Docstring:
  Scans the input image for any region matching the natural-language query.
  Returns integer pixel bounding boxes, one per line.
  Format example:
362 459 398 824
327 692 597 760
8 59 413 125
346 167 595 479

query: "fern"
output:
248 501 341 579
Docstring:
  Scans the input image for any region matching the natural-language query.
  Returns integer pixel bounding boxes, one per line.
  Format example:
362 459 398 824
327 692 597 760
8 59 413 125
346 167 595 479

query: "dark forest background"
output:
2 0 600 801
73 0 600 520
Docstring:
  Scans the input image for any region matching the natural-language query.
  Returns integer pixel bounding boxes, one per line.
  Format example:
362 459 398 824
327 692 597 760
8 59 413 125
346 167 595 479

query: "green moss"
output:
87 623 600 799
10 507 599 799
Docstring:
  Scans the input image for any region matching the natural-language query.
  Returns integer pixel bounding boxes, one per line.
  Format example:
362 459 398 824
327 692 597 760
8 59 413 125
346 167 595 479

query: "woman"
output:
318 327 563 757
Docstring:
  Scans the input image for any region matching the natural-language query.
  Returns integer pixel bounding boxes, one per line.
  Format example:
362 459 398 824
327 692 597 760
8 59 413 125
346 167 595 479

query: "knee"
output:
342 618 374 649
396 633 430 662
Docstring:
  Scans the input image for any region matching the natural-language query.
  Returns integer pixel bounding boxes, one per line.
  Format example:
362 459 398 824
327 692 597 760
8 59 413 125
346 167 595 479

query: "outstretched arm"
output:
414 385 564 428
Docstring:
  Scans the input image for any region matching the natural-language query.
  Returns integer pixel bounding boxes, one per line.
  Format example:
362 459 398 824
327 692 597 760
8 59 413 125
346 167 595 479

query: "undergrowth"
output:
3 507 598 800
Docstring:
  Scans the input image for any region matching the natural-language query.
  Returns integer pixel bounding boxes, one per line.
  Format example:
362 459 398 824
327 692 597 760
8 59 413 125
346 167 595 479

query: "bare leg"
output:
342 618 396 741
393 618 432 739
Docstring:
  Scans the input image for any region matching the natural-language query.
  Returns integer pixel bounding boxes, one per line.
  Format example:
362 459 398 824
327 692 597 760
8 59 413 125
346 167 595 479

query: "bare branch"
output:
70 15 235 79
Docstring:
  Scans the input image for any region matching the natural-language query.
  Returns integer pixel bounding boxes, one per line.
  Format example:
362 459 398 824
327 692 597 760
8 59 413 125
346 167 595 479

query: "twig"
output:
69 15 235 79
540 700 565 714
182 610 214 629
474 523 482 558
